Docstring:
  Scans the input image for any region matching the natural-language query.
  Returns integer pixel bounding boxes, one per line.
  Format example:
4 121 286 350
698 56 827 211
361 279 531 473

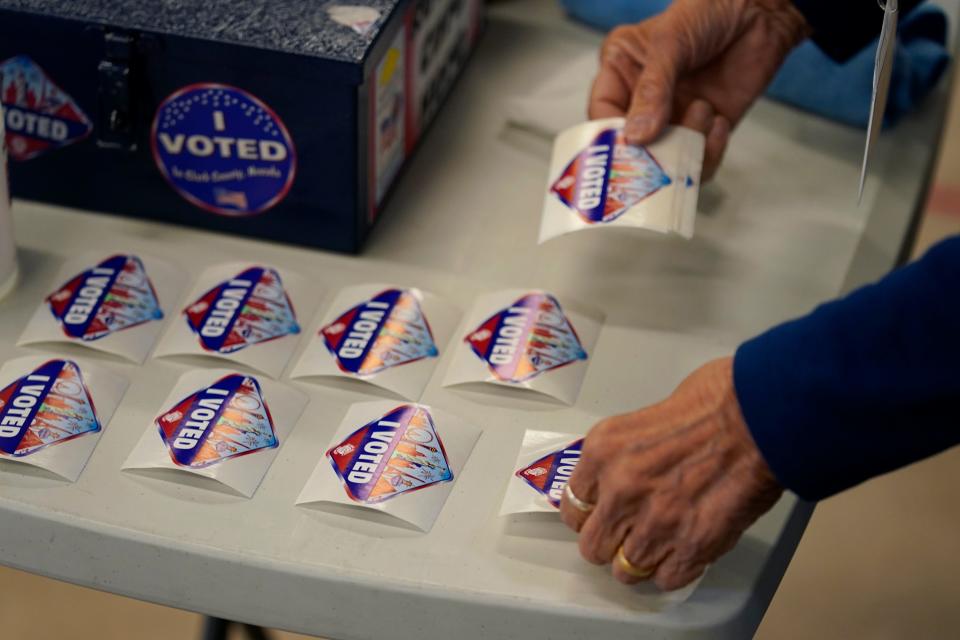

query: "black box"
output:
0 0 483 252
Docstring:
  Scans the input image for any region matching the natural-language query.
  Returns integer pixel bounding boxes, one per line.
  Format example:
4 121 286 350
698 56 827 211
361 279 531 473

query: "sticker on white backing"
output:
500 430 584 516
153 262 316 378
0 356 128 482
290 284 459 400
18 252 186 363
122 369 307 498
539 119 704 244
297 400 481 532
442 289 602 405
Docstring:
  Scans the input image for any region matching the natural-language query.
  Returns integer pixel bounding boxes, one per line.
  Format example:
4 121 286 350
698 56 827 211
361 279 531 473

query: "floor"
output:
3 70 960 640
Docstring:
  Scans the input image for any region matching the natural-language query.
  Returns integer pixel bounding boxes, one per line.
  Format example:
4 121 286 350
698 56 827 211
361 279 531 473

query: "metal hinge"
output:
97 31 136 151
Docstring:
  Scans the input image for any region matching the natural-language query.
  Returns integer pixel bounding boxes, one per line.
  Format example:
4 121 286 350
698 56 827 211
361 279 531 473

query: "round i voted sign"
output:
151 83 297 217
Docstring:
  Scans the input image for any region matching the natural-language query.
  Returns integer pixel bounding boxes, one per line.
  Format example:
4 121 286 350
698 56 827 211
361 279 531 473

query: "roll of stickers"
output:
122 369 307 498
17 251 186 363
0 356 128 482
297 400 482 532
539 119 705 244
0 104 17 300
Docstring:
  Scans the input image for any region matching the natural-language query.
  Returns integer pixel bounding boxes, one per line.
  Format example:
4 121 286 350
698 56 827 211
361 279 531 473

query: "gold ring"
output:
564 483 594 513
616 546 654 579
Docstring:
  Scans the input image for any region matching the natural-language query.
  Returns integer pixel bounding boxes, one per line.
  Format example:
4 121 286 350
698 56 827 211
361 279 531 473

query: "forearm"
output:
791 0 924 61
733 236 960 500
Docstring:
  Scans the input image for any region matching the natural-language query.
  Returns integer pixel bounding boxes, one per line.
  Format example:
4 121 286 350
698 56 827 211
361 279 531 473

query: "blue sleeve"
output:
733 235 960 501
792 0 924 61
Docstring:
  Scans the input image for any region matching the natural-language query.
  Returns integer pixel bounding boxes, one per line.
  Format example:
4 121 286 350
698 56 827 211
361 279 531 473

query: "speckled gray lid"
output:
0 0 402 64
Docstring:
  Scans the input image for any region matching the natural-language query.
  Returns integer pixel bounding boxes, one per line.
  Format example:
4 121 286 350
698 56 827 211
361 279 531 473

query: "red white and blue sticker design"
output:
46 254 163 342
516 438 583 508
321 288 438 377
151 83 297 217
0 359 100 457
551 128 671 224
466 293 587 383
156 373 277 469
0 55 92 161
327 404 452 504
184 266 300 354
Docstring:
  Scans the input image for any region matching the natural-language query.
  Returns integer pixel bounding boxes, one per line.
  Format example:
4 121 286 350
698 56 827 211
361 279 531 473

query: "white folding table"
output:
0 1 955 638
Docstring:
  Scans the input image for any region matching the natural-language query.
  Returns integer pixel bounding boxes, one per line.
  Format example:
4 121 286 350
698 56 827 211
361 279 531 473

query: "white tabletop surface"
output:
0 1 955 638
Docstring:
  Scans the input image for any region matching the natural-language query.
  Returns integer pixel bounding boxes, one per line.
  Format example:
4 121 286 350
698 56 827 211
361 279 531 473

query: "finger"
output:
559 481 593 533
653 557 707 592
588 63 631 119
577 497 631 565
623 52 680 145
678 99 715 135
559 418 618 531
702 114 730 182
612 536 673 585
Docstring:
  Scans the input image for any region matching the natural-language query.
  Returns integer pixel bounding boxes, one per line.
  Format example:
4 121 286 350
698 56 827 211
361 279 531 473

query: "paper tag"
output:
442 290 603 405
153 262 314 378
539 119 704 244
297 401 481 532
290 284 459 400
0 355 127 481
500 430 584 516
122 369 307 497
18 252 186 363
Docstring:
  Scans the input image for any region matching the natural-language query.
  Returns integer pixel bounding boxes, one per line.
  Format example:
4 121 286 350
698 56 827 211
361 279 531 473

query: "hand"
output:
559 357 783 590
590 0 810 180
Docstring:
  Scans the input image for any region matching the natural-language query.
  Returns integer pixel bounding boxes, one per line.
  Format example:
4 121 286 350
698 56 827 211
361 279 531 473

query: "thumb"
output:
623 57 678 145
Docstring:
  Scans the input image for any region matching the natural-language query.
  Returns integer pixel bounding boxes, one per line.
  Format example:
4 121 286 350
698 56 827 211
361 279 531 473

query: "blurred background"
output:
2 30 960 640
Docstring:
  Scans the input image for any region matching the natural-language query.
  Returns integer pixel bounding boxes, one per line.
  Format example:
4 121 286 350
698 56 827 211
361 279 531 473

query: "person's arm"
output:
792 0 924 62
559 237 960 590
736 235 960 500
588 0 924 178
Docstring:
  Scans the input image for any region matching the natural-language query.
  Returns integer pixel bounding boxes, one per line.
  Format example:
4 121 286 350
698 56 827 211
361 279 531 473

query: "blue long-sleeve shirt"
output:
734 237 960 500
732 1 954 501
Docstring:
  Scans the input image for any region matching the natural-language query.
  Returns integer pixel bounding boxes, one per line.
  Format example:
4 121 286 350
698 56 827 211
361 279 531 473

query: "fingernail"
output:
625 115 654 141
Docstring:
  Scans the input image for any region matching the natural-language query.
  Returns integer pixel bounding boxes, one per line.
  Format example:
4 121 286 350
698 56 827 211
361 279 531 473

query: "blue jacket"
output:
734 0 957 501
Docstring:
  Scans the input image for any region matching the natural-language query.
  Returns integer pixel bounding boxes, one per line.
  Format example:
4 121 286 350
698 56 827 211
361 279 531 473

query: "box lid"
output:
0 0 402 66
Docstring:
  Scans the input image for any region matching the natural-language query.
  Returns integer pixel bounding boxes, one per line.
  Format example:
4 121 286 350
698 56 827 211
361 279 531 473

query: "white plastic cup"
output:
0 103 16 300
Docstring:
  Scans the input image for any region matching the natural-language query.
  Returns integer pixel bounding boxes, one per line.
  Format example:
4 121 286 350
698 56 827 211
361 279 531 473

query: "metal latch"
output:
97 31 136 151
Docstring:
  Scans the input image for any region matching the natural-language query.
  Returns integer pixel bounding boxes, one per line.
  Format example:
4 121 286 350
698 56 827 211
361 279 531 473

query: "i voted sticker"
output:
0 359 100 457
151 83 297 217
321 288 438 377
466 292 587 383
46 254 163 342
0 55 93 161
516 438 582 508
156 373 277 469
327 404 452 504
551 128 671 224
184 266 300 354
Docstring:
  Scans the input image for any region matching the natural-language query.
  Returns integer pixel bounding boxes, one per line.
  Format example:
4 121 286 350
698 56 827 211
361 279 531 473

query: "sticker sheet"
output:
122 369 307 498
153 262 314 378
290 284 459 400
18 252 186 363
0 356 128 481
539 119 705 244
500 430 584 516
297 401 481 532
443 290 603 405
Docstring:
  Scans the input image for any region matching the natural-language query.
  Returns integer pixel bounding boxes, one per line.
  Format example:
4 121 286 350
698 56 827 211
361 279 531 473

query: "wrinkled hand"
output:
590 0 810 180
559 357 783 590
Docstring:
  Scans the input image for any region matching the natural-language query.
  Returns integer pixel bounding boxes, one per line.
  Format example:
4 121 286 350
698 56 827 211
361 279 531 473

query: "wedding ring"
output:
563 483 595 513
616 546 654 579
